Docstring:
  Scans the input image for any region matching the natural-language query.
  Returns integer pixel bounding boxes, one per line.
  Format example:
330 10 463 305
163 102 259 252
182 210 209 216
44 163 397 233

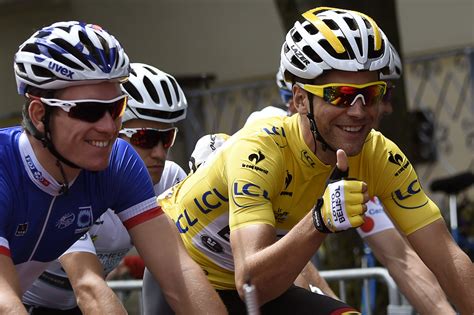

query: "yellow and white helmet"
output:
280 7 391 81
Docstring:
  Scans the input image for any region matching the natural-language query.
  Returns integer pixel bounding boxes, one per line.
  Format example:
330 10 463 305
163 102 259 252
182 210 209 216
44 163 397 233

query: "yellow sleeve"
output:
372 137 443 235
225 134 284 231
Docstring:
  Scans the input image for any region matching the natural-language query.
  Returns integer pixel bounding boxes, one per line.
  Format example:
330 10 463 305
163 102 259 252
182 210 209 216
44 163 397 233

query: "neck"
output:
27 133 81 184
298 114 336 166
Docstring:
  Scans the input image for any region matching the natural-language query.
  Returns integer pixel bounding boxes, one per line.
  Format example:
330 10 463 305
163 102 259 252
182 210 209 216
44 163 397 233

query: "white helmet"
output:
276 65 292 91
14 21 130 95
121 63 187 123
189 133 230 173
380 43 402 80
280 7 391 81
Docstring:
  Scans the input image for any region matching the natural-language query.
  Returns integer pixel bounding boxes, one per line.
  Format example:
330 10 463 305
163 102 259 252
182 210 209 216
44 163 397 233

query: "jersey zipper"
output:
27 196 57 261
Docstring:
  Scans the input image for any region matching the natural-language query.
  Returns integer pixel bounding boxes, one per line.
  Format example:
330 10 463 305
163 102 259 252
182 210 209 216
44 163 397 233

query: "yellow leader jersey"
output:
159 114 442 289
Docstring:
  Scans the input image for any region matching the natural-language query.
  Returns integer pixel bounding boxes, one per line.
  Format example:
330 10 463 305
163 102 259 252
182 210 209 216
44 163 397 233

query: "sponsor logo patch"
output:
301 150 316 168
242 150 268 174
201 235 223 253
274 208 289 223
56 213 76 229
15 223 28 236
280 170 293 196
388 151 410 176
25 155 50 186
75 206 93 234
391 179 429 209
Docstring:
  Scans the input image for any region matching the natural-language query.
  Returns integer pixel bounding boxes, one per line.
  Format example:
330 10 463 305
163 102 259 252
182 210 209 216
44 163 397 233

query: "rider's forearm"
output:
0 256 27 314
366 230 454 314
234 212 326 304
381 250 455 314
294 261 338 299
131 215 227 315
74 275 127 315
0 294 27 315
408 221 474 314
432 250 474 314
162 254 227 315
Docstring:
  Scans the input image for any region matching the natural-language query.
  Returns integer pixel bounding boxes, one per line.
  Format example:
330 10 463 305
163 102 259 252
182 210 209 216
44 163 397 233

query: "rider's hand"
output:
312 149 368 233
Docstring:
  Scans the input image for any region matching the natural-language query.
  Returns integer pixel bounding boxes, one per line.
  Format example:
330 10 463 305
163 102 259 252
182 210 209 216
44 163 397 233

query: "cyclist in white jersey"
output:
0 21 225 315
22 63 200 314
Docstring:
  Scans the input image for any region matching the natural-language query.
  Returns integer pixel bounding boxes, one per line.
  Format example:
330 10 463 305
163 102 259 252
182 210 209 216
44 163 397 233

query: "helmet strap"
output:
25 105 81 169
306 94 336 153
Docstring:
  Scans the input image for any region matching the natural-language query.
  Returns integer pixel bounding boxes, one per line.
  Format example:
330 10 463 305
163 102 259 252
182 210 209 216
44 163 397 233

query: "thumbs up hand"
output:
312 149 368 233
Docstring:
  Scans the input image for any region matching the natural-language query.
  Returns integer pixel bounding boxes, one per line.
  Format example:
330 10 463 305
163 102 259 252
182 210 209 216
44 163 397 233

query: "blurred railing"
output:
108 267 412 315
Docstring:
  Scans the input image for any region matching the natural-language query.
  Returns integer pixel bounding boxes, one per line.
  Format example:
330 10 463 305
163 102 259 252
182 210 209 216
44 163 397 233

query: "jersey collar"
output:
19 132 75 196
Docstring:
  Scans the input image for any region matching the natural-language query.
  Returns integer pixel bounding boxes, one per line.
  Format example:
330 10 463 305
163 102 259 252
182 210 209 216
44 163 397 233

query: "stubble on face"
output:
310 71 380 159
51 82 123 171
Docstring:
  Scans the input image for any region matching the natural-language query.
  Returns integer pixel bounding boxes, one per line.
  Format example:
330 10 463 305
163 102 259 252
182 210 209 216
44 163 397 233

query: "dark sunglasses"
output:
26 94 128 123
296 81 387 108
119 127 178 149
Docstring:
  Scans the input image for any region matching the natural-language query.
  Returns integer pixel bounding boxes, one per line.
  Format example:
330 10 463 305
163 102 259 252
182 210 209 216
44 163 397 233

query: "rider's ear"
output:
293 84 309 114
29 100 46 133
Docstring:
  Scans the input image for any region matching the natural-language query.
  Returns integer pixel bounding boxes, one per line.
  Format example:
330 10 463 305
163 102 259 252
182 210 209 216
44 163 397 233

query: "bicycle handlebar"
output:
430 171 474 195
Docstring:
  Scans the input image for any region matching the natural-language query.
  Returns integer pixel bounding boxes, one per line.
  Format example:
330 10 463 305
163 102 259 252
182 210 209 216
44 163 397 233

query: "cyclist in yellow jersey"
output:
159 7 472 314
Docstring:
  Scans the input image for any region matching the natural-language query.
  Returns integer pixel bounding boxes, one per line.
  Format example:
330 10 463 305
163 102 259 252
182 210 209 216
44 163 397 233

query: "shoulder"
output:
237 115 288 149
163 160 186 177
0 127 22 155
362 130 410 170
0 128 23 189
245 106 287 126
107 138 146 174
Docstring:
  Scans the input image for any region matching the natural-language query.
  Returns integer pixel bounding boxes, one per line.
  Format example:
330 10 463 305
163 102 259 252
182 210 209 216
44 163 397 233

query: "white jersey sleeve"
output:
153 160 187 196
357 196 395 238
60 232 96 257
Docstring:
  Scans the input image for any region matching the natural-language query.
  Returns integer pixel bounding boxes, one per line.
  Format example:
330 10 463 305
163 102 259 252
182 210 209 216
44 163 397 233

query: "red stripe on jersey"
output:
0 246 11 257
123 206 164 230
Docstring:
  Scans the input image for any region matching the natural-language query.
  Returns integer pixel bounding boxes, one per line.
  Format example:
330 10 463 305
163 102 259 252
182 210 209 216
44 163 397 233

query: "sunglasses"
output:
296 81 387 108
119 127 178 149
26 94 128 123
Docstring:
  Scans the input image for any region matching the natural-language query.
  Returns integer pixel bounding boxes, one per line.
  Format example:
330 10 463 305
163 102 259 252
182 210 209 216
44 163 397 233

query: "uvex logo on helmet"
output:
48 61 75 79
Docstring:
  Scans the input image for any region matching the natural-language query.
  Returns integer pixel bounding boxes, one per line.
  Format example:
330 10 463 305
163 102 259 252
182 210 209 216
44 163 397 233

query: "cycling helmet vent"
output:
380 43 402 80
344 17 357 31
368 36 384 58
122 81 144 103
280 6 391 81
50 38 93 70
302 46 323 63
121 63 188 123
160 80 173 106
143 65 158 75
319 39 351 60
325 20 340 31
167 75 181 103
290 56 305 70
143 76 160 104
14 21 130 94
135 108 185 120
303 24 318 35
21 43 41 55
32 65 54 78
292 30 303 42
77 31 101 65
